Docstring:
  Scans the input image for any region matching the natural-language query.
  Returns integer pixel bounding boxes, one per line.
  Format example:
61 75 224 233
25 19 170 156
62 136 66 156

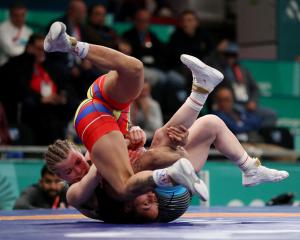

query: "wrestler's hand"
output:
166 125 189 147
90 164 102 180
125 126 147 149
175 146 189 159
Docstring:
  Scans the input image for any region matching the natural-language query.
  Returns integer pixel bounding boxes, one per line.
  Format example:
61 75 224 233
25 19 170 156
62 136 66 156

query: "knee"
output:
200 114 225 133
129 57 144 77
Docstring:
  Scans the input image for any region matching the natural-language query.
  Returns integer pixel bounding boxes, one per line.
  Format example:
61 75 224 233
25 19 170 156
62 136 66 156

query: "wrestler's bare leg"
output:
44 22 205 201
185 115 288 186
148 55 288 186
151 55 223 147
86 45 144 103
165 55 223 128
184 115 244 172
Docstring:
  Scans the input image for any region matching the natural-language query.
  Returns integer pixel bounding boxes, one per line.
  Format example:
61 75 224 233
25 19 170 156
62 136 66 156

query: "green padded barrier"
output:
241 60 300 132
0 8 7 22
0 160 299 209
150 24 175 43
192 161 300 206
112 22 132 35
0 9 63 33
0 9 174 43
0 160 43 210
260 96 300 119
241 60 300 97
112 22 175 43
26 10 63 33
278 0 300 60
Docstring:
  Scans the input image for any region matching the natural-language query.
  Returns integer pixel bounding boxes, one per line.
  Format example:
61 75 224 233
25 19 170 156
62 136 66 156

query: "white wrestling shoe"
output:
167 158 209 201
44 21 76 53
180 54 224 93
242 158 289 186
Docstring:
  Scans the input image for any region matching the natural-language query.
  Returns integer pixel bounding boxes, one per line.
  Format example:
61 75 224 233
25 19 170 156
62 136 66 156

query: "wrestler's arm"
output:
66 165 101 208
124 124 189 172
150 125 189 149
132 146 188 173
69 153 105 220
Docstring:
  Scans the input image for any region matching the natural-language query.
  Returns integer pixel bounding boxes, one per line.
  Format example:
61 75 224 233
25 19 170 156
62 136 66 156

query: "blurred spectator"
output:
48 0 101 102
151 0 174 18
131 80 163 142
123 9 184 87
116 0 147 21
123 9 166 85
168 10 214 84
206 40 277 127
123 8 185 121
117 0 174 21
0 1 32 66
0 34 71 145
212 86 262 142
85 3 118 48
161 10 214 119
212 86 297 161
58 0 87 40
0 103 11 145
14 165 68 209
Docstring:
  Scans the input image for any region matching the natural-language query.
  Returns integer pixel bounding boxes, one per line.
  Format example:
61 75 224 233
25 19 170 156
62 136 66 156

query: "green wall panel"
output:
0 160 299 209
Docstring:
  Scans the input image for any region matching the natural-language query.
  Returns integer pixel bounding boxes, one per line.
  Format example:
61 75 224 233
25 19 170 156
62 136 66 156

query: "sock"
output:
152 169 173 187
236 152 260 173
185 91 207 111
73 41 89 59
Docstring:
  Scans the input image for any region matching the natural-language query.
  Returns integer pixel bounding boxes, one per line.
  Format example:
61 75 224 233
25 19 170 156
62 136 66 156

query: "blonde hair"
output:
44 139 79 173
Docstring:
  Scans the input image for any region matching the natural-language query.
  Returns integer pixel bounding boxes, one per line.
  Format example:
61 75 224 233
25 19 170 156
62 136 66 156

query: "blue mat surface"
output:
1 207 300 240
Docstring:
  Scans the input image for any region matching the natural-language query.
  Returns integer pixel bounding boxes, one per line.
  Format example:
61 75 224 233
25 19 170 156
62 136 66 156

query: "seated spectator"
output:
13 165 68 209
168 10 214 85
48 0 101 101
123 9 168 86
56 0 87 40
0 103 11 145
0 1 32 66
206 40 277 127
131 80 163 143
117 0 174 21
212 87 297 161
85 3 118 48
0 34 71 145
116 0 147 21
156 10 214 120
212 86 262 142
151 0 174 18
123 9 186 120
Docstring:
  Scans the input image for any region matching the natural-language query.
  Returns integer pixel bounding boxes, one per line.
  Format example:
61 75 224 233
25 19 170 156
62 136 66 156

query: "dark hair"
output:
91 186 152 224
68 0 85 11
41 165 55 178
26 33 45 47
215 85 234 96
179 10 198 19
88 3 106 17
90 186 158 224
9 1 26 13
